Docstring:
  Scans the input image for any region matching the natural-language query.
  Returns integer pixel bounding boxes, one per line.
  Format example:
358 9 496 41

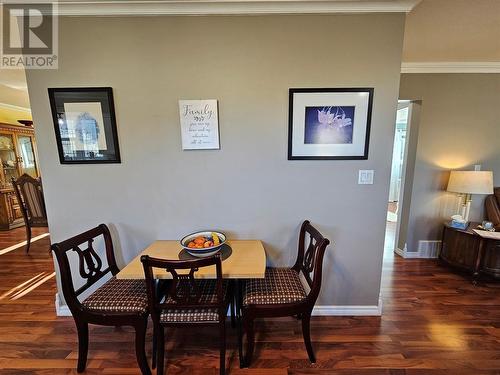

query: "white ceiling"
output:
403 0 500 63
0 70 31 124
0 70 28 91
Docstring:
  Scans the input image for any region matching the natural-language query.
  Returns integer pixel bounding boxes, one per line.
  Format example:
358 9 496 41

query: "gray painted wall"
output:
399 74 500 253
395 101 421 252
26 14 405 308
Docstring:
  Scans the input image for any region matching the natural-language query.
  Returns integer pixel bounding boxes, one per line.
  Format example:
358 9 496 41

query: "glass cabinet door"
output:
17 135 38 178
0 134 19 187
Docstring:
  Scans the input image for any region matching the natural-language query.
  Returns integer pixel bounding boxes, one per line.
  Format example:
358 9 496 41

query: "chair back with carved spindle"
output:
292 220 330 303
141 255 224 323
12 174 48 226
51 224 119 315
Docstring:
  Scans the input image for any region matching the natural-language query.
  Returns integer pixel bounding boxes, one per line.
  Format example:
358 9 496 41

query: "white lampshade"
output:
447 171 494 195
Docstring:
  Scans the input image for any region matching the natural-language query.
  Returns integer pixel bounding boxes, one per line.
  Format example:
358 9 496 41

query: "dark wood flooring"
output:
0 225 499 374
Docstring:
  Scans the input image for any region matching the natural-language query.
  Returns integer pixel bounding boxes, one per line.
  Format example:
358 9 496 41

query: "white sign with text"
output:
179 99 220 150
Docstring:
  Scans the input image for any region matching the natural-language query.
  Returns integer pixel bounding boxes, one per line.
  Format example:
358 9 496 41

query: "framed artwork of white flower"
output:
288 88 374 160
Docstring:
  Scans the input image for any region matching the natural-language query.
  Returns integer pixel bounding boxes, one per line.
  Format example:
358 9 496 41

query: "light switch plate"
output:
358 170 374 184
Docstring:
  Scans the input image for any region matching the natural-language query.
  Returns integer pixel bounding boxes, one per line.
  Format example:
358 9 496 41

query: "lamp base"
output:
464 198 472 222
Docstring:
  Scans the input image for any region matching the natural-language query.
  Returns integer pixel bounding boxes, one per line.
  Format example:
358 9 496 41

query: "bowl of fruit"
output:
180 231 226 258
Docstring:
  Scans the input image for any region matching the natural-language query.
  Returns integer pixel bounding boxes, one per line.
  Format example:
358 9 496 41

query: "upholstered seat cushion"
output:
160 279 228 323
243 268 307 306
160 307 220 323
82 277 148 314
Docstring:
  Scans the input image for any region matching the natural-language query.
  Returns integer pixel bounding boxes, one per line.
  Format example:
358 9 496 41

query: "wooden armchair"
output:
51 224 151 374
12 174 48 253
141 254 231 375
241 220 330 366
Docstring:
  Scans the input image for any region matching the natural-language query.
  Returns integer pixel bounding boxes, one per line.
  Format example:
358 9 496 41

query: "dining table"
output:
116 239 267 367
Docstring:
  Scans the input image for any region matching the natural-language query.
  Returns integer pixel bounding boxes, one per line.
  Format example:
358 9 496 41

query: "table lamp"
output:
447 170 494 222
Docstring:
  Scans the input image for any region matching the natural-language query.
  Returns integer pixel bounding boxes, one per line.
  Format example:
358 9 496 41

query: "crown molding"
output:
0 102 31 113
401 62 500 74
33 0 420 16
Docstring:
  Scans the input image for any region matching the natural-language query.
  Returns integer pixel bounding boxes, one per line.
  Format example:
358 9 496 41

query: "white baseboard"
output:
55 296 384 318
312 297 383 316
395 247 422 258
394 247 406 258
394 241 441 259
55 293 72 317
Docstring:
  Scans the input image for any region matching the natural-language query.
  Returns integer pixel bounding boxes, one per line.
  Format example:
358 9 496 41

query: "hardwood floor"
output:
0 226 499 374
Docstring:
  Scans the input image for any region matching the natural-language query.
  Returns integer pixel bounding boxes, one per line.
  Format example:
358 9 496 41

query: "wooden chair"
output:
11 174 48 254
51 224 151 375
141 254 231 375
241 220 330 366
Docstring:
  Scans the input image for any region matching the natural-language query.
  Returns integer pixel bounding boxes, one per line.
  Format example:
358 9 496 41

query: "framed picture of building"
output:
288 88 374 160
48 87 120 164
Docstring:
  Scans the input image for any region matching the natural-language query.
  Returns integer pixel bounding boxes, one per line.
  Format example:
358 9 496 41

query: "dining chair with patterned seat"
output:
12 174 48 254
141 254 231 375
51 224 151 375
240 220 330 367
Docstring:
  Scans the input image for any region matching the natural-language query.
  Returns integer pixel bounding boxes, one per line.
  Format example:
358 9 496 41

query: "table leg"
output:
473 238 486 285
234 279 244 368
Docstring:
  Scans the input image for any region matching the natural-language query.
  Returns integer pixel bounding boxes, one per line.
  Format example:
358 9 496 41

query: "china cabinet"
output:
0 123 39 230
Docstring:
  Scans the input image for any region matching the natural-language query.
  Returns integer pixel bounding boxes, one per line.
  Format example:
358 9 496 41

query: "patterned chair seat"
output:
243 268 307 306
82 277 148 314
160 307 220 323
161 279 228 323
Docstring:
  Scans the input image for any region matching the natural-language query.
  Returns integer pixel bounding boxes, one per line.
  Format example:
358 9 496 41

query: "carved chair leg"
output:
25 224 32 254
75 320 88 373
301 312 316 363
220 319 226 375
243 315 255 368
134 317 152 375
151 324 157 369
157 326 165 375
230 298 236 329
152 279 162 369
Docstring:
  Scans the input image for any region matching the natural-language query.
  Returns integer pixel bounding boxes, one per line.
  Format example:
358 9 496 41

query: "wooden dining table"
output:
116 239 266 368
116 239 266 279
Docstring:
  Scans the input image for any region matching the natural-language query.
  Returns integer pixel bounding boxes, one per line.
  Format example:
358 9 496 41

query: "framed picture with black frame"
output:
288 88 374 160
48 87 121 164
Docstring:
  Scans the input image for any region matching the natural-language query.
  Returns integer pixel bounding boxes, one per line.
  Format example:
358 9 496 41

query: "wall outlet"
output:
358 170 374 184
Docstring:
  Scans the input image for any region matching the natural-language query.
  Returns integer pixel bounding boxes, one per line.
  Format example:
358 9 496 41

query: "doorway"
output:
384 101 411 256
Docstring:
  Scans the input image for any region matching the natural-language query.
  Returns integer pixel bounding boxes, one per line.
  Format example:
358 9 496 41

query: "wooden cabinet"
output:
440 222 500 282
440 223 479 271
0 189 24 229
0 123 39 230
482 240 500 279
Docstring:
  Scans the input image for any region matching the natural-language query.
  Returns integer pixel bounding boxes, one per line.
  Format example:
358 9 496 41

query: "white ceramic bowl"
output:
180 231 226 257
